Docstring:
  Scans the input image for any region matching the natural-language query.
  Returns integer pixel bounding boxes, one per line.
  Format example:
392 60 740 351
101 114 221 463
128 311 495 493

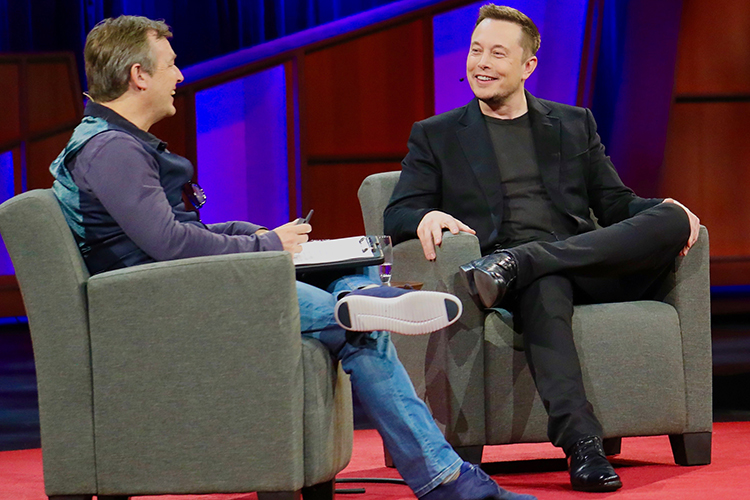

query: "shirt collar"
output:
84 100 168 152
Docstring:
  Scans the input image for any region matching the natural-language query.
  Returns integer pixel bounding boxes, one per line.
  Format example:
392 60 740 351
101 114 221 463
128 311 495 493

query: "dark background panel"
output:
674 0 750 95
662 102 750 260
663 0 750 286
25 132 74 191
0 63 20 147
0 0 406 94
0 276 24 318
712 261 750 289
305 162 401 239
150 93 191 160
26 60 79 136
589 0 683 199
304 20 429 160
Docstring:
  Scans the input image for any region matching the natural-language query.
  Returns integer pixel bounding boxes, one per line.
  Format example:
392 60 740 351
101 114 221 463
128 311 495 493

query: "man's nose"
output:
477 51 491 68
176 66 184 83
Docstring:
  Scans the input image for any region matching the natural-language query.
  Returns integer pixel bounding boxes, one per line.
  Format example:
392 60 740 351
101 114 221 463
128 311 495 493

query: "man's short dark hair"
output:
84 15 172 103
475 4 541 60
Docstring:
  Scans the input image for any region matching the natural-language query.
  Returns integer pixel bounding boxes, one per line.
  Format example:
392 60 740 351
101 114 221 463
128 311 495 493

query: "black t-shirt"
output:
485 113 573 246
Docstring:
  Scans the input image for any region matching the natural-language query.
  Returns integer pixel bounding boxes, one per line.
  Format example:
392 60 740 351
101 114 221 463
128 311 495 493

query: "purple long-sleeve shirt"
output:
56 102 282 275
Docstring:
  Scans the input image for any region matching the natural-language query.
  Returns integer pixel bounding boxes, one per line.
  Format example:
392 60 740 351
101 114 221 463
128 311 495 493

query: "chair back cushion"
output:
0 189 96 494
358 171 400 235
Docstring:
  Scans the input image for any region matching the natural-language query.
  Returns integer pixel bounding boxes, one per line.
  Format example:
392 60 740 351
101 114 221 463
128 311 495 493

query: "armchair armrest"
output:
390 232 487 445
86 251 306 492
660 226 712 434
393 232 485 345
393 232 480 294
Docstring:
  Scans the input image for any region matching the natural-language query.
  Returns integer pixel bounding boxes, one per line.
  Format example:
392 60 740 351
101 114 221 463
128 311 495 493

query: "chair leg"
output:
302 479 335 500
602 437 622 456
669 432 712 466
258 491 301 500
455 445 483 464
383 443 396 468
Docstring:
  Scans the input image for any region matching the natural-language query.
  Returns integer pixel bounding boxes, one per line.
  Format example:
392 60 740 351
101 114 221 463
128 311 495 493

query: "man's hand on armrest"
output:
416 210 476 261
662 198 700 256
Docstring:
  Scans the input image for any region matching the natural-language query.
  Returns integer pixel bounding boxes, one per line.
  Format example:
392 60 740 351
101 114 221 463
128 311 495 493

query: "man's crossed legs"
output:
461 202 692 491
297 275 536 500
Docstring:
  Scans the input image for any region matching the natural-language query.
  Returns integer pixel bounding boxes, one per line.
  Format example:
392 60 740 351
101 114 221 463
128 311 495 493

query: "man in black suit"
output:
384 4 700 493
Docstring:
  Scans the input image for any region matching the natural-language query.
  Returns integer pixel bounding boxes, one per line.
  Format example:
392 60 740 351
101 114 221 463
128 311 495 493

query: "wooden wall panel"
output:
0 63 20 147
0 55 84 315
665 0 750 285
0 276 25 317
26 131 73 190
711 261 750 289
27 62 79 135
304 20 429 159
674 0 750 94
306 162 401 239
662 102 750 257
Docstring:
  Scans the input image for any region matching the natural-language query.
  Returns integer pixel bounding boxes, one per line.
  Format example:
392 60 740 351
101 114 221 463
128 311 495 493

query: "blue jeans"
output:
297 274 462 497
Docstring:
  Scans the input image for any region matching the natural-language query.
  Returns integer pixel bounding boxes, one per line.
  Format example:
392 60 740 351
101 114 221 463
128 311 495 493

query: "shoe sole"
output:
335 291 463 335
571 478 623 492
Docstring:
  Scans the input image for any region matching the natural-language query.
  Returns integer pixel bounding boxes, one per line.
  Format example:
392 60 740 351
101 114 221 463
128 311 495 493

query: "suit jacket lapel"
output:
527 92 566 214
456 99 505 223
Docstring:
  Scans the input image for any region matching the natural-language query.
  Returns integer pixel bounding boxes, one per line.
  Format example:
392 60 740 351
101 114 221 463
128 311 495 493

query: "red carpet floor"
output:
3 421 750 499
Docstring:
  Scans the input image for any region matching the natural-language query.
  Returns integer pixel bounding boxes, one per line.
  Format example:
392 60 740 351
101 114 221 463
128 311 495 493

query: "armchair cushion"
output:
0 189 353 497
358 171 712 463
484 301 687 444
87 252 307 494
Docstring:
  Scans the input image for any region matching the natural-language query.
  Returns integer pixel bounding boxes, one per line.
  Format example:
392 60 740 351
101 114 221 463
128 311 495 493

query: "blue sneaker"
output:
334 286 462 335
420 462 537 500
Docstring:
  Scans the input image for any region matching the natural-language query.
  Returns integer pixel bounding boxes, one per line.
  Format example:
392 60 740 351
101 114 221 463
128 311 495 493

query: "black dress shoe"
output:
459 251 517 309
568 436 623 492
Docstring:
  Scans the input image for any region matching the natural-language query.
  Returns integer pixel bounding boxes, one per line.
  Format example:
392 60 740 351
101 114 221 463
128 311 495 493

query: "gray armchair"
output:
358 171 712 466
0 189 353 500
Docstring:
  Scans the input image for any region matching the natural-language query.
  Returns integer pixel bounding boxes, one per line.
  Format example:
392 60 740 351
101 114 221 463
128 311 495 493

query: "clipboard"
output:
294 235 385 289
294 235 384 274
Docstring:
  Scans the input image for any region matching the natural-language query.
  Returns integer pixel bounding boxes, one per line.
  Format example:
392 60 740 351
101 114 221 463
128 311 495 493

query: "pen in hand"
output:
297 209 314 225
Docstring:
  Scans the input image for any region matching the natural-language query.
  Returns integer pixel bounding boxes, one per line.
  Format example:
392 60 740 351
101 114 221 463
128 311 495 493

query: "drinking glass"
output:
378 235 393 286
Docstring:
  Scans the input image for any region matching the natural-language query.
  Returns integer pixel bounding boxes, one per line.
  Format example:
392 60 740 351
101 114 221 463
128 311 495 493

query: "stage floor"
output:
1 423 749 499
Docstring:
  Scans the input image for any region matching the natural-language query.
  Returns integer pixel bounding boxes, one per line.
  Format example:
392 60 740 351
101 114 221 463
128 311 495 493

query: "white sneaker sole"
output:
334 291 463 335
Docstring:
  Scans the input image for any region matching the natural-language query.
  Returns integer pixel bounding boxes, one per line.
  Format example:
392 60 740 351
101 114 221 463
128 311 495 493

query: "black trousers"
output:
503 202 691 455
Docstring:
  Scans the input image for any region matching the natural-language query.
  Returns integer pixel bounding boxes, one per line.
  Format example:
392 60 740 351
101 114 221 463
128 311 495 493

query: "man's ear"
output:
130 63 147 91
522 56 538 81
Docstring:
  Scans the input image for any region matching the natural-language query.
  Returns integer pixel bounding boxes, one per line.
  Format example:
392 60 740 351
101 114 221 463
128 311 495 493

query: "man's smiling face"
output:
466 18 536 108
143 33 183 122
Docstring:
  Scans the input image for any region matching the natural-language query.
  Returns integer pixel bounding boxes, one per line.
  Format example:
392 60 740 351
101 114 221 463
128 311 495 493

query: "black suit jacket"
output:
384 92 661 255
